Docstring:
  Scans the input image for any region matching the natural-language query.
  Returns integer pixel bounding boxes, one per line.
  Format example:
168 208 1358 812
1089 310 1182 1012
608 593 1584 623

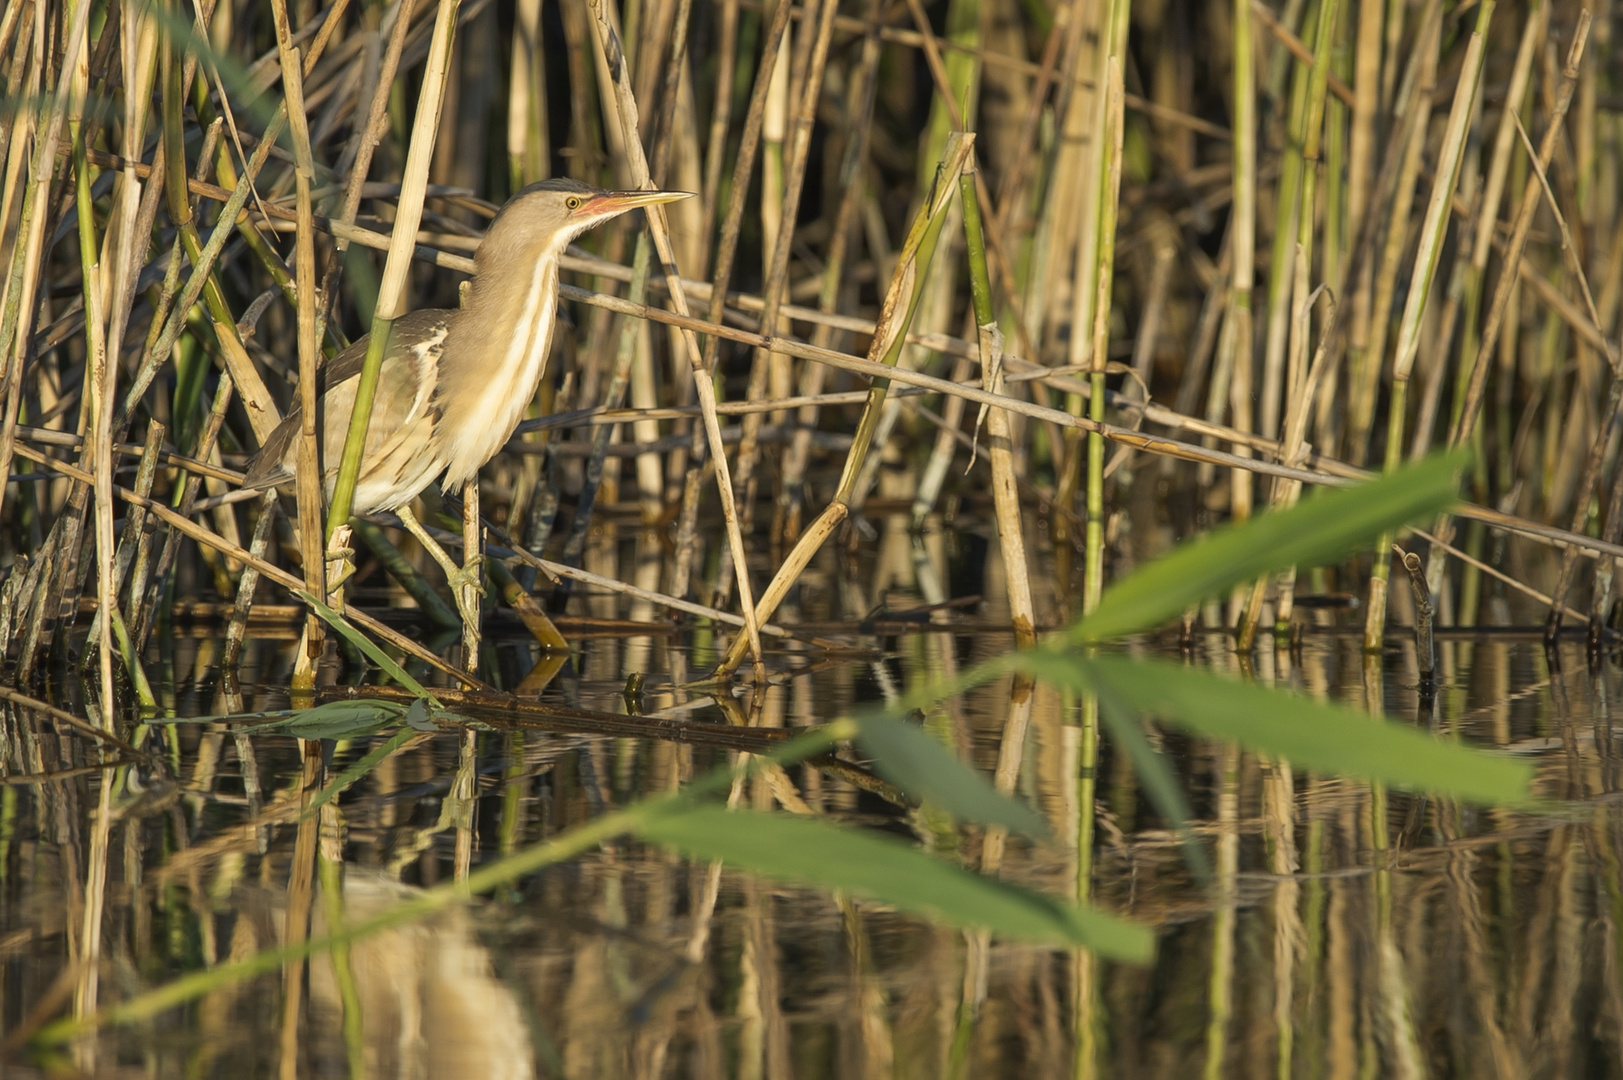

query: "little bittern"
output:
245 179 691 622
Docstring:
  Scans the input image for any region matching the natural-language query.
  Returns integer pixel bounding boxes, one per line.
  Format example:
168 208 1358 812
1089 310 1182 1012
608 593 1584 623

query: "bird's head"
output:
477 178 692 270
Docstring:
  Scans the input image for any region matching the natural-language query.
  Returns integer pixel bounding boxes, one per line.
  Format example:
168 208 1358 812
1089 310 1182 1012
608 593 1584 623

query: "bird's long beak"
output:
584 189 694 217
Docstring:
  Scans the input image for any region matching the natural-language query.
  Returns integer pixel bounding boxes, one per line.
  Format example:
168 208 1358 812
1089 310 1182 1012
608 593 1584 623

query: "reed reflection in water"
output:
1 632 1618 1077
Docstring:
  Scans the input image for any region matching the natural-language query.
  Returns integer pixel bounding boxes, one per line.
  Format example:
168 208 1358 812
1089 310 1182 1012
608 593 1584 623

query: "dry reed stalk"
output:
1501 110 1623 643
777 0 882 543
270 0 329 686
1360 0 1493 652
18 438 486 687
83 420 161 676
1084 51 1126 615
222 490 282 669
1246 0 1337 639
132 368 237 652
1255 0 1314 451
586 0 766 672
733 0 837 537
460 477 480 665
962 160 1034 646
667 0 792 603
0 0 93 528
1227 0 1258 638
1423 13 1592 599
324 0 460 538
66 12 117 726
1343 0 1443 465
714 134 975 677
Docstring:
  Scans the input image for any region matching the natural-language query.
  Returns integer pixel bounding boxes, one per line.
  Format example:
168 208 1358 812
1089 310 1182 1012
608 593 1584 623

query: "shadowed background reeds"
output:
2 0 1621 692
4 2 1623 1074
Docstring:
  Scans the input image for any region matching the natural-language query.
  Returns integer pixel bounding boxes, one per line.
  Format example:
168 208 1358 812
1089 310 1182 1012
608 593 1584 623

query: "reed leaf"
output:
636 805 1151 959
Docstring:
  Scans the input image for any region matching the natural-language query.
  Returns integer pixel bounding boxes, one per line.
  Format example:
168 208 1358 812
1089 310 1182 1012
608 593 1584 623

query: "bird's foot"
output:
445 562 486 628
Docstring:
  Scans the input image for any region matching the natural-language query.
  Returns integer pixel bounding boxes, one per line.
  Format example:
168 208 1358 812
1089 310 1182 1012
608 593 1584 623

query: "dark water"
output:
3 624 1621 1078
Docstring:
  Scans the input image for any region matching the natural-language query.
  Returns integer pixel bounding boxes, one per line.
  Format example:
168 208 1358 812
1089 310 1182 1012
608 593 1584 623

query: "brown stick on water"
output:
1392 545 1435 681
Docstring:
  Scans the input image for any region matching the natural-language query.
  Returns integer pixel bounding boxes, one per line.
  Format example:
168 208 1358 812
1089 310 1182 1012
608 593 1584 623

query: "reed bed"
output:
1 0 1620 698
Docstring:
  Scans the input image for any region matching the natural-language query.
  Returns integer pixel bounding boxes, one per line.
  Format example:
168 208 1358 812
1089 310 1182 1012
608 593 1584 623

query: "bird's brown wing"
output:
241 309 453 493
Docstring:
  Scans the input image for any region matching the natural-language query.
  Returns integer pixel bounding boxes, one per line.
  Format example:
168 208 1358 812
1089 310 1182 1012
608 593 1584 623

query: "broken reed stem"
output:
960 158 1034 647
1391 545 1434 680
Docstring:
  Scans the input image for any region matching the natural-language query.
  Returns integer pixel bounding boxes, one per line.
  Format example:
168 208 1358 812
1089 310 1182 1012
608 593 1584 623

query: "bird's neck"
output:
431 246 563 489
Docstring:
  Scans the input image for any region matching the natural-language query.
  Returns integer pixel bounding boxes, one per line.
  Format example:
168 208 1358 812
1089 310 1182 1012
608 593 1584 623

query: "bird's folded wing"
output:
240 309 454 492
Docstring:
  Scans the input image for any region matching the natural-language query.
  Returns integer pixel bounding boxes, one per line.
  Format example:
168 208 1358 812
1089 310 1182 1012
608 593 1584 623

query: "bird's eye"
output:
565 196 583 210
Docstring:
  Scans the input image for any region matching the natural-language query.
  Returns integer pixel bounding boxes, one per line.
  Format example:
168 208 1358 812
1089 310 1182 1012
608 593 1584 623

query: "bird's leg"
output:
395 504 485 627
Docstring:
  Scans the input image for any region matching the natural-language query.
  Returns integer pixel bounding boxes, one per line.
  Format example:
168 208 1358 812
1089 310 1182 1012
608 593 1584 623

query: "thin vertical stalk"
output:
508 0 548 190
1424 15 1591 597
326 0 462 540
67 0 114 724
778 0 883 542
961 160 1034 646
1257 0 1317 448
1085 56 1126 614
1363 0 1495 651
460 480 480 664
733 0 838 531
587 0 766 670
0 0 92 536
271 0 329 684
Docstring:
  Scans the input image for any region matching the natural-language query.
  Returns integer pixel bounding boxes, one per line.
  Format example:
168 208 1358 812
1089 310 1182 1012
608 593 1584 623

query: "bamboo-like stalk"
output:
1360 0 1494 652
67 1 115 725
1343 0 1444 464
1256 0 1316 450
1084 52 1127 615
1227 0 1261 642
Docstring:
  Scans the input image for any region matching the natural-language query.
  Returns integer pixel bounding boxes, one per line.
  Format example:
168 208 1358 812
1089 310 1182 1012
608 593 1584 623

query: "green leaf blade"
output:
855 713 1050 840
1073 451 1467 643
1082 655 1531 804
636 805 1152 961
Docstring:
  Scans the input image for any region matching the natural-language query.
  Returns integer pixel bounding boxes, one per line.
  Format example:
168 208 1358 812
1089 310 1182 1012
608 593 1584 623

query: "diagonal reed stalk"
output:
714 134 976 677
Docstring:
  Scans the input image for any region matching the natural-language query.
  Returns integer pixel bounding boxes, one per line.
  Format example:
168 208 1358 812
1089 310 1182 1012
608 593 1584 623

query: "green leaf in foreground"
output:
1076 655 1531 804
855 713 1050 840
1072 450 1467 643
636 805 1152 961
